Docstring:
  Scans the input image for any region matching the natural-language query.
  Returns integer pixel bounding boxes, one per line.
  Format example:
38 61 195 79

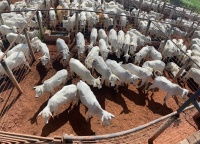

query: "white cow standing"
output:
87 27 97 52
56 38 70 67
76 32 86 59
147 72 189 104
92 56 120 87
69 58 102 89
33 69 68 97
77 80 115 125
38 84 78 124
106 59 140 87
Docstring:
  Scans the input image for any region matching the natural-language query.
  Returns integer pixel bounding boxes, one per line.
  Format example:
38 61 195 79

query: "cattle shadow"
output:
0 91 21 119
41 103 95 136
92 86 131 115
68 103 95 136
120 85 147 107
28 99 49 125
193 112 200 130
51 58 64 71
35 62 51 85
146 94 173 116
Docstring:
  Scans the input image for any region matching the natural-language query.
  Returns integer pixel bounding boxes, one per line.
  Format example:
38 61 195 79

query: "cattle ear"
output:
49 111 53 117
38 57 41 60
33 86 37 90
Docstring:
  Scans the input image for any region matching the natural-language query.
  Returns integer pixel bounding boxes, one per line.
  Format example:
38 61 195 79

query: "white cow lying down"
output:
77 80 115 126
69 58 102 89
147 71 189 104
33 69 68 97
38 84 78 124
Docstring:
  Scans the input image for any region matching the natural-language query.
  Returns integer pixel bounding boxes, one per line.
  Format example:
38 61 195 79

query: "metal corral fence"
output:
0 0 200 143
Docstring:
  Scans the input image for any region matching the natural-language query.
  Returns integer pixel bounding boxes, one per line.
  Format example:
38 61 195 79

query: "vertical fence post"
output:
145 20 151 36
36 10 43 40
150 0 154 11
169 5 175 19
0 13 4 25
172 58 190 83
75 11 79 38
23 28 36 62
1 59 23 94
161 2 166 14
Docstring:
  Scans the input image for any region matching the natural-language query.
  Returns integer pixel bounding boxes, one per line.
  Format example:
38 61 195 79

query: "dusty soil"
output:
0 0 199 143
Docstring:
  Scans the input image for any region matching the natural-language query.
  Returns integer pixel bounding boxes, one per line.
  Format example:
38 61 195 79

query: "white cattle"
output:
119 13 127 30
172 27 187 38
69 58 102 89
0 1 10 11
98 39 110 60
56 38 70 66
92 56 120 87
86 11 99 31
6 33 26 44
30 36 42 52
189 38 200 47
79 11 87 32
103 14 113 30
98 29 110 49
7 44 31 62
104 7 130 17
192 30 200 39
123 34 131 62
148 46 162 60
49 7 56 28
38 84 78 124
106 59 140 87
128 29 151 45
0 52 30 77
134 46 149 65
108 29 118 55
129 34 144 55
0 25 17 36
182 68 200 86
116 30 125 58
62 13 77 32
85 46 100 69
77 80 115 125
76 32 86 59
33 69 68 97
120 63 152 89
38 42 51 66
147 72 189 104
87 27 97 52
27 29 40 40
142 60 166 74
165 62 185 77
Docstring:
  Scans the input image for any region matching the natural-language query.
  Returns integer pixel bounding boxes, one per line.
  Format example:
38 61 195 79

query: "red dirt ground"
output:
0 0 199 143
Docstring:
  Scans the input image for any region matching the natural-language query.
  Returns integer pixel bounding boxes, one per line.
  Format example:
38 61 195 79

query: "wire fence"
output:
0 0 200 143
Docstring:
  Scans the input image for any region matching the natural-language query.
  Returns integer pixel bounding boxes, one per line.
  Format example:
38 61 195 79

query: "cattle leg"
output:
147 84 156 94
87 111 93 122
163 92 172 105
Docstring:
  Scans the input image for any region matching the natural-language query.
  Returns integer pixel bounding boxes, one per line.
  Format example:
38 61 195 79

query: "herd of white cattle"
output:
1 0 200 126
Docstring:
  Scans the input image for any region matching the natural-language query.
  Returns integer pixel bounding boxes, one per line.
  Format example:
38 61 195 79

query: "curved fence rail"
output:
0 0 200 143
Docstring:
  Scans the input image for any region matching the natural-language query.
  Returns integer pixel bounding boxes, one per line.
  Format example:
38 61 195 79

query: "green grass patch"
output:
179 0 200 13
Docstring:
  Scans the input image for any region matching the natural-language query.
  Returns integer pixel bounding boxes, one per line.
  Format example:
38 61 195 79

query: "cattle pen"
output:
0 0 200 143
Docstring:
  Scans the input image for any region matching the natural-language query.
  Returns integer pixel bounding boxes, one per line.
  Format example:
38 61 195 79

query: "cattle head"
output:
38 107 53 124
109 74 120 87
33 85 44 98
102 49 110 60
180 87 189 99
39 55 50 66
11 26 17 33
124 54 130 62
93 77 102 89
61 49 70 61
129 74 140 86
101 110 115 126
